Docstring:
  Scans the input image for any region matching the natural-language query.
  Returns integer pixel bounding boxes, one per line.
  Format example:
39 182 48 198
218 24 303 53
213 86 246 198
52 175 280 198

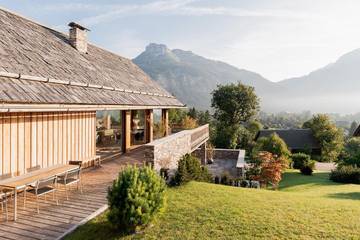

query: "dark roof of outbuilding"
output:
0 8 183 108
353 125 360 137
255 129 320 150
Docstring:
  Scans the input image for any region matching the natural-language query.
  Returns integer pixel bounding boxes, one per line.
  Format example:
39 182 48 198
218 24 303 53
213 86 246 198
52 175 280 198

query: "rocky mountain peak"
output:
145 43 171 57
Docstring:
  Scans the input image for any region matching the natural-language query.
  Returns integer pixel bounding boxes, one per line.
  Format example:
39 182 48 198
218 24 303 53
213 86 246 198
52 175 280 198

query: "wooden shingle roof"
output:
0 8 183 108
255 129 320 150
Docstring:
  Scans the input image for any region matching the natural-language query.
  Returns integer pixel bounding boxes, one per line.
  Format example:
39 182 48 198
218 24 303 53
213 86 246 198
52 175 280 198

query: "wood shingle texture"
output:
0 8 183 107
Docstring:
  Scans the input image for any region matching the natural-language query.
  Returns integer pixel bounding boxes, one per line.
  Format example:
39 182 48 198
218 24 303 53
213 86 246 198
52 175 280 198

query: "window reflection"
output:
96 110 122 157
131 110 145 145
153 109 164 140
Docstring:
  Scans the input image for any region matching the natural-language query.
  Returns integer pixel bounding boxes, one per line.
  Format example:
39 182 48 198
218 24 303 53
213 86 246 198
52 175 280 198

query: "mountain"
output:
276 49 360 113
133 43 279 111
133 43 360 113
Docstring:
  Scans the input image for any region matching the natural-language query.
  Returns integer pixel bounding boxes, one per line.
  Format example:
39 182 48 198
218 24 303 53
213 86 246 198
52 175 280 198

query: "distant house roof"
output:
0 8 183 109
353 125 360 137
255 129 320 150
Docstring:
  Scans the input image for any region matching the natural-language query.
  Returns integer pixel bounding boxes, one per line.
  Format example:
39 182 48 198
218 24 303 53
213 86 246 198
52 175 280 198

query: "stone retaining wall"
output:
193 148 240 160
144 125 209 173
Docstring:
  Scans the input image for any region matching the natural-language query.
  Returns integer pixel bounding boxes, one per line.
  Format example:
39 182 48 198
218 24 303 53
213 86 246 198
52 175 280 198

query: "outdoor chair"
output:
0 189 8 221
0 174 13 199
25 176 58 214
57 167 82 200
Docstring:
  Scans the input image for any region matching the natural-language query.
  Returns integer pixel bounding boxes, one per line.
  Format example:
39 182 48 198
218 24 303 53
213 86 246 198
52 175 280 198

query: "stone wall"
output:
193 148 239 160
145 125 209 174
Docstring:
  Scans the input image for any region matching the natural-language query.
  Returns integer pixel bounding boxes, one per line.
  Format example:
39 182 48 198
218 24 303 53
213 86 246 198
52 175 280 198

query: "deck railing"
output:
190 124 209 150
144 124 209 171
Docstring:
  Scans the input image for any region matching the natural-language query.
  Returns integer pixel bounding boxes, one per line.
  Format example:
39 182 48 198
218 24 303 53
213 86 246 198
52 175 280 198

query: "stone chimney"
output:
68 22 90 53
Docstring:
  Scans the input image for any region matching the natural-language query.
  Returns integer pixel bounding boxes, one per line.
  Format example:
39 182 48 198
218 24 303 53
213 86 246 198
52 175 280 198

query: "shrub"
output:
240 180 250 188
181 116 198 129
300 165 313 175
214 176 220 184
171 154 212 186
160 168 170 181
292 153 311 169
330 165 360 184
220 171 231 185
107 165 166 233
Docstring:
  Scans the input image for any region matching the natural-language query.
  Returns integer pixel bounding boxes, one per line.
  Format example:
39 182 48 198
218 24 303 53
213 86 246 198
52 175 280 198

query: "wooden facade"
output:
0 111 96 177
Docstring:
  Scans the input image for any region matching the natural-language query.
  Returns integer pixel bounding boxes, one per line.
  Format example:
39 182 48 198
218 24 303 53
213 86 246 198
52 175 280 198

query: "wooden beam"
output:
122 110 131 153
161 109 169 136
145 109 153 143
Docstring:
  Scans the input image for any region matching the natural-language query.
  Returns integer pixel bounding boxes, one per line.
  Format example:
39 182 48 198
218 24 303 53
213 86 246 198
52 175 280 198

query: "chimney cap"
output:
68 22 90 31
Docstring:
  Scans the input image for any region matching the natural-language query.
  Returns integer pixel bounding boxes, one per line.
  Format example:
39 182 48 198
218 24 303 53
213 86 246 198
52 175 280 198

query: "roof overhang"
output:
0 103 186 113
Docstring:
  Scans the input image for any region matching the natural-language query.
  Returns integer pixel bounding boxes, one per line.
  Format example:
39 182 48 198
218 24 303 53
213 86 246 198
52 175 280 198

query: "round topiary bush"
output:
292 153 311 169
107 165 166 233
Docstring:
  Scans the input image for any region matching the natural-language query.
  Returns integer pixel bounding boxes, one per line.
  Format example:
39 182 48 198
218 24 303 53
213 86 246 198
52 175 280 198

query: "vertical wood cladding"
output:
0 111 96 177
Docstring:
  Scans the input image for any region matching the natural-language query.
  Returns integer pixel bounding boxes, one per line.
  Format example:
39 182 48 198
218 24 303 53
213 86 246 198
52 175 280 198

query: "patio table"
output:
0 164 79 221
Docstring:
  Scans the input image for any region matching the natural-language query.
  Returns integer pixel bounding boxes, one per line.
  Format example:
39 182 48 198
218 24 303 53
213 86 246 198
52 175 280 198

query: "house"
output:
255 129 321 154
0 8 208 178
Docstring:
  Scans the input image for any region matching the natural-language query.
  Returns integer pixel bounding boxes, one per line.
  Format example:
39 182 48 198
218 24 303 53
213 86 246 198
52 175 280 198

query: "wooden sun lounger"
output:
0 164 79 221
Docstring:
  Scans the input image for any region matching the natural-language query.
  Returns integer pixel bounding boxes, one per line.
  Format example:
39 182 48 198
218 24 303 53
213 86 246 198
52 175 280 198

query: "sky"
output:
1 0 360 82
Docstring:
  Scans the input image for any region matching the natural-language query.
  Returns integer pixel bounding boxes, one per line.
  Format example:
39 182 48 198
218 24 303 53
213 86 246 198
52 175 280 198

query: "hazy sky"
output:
1 0 360 82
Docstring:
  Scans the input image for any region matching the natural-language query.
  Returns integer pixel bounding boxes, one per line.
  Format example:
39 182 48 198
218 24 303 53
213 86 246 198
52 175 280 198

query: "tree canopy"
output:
339 137 360 166
252 133 291 163
211 83 259 126
303 114 344 162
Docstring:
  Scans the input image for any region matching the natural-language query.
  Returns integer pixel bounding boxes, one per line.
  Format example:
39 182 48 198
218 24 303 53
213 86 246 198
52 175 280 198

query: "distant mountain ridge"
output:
133 43 360 113
133 43 278 110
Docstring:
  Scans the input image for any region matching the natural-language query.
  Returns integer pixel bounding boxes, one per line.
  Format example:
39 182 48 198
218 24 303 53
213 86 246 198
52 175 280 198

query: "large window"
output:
131 110 145 145
153 109 163 140
96 110 122 156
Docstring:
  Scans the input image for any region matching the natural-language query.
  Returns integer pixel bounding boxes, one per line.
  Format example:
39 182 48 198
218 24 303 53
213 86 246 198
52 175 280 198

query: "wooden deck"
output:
0 147 147 240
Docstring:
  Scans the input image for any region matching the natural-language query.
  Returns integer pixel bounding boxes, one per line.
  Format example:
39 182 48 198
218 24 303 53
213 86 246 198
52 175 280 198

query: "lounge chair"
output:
26 176 58 214
57 167 82 200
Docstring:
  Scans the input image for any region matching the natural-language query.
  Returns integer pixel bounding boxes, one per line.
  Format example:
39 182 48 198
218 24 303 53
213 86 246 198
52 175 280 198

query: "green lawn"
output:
66 170 360 240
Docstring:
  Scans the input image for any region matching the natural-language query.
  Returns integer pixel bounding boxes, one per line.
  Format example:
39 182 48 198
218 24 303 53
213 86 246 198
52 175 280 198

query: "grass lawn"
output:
66 170 360 240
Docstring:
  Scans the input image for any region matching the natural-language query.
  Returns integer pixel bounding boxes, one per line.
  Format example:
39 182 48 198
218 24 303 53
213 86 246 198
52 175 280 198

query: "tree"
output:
211 83 260 126
303 114 344 162
252 133 291 166
250 151 287 189
198 110 211 125
213 123 242 149
187 107 198 120
339 137 360 166
169 109 187 126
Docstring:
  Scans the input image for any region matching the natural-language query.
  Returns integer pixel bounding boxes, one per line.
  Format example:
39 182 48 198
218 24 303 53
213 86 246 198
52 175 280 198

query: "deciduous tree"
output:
303 114 344 162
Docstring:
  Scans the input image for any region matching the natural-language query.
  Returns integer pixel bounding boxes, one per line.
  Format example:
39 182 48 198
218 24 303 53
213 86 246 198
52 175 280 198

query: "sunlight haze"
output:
1 0 360 82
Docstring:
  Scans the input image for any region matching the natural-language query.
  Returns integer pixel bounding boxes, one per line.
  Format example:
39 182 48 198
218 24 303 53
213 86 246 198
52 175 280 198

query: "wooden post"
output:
161 109 169 136
122 110 131 153
200 142 207 165
145 109 153 143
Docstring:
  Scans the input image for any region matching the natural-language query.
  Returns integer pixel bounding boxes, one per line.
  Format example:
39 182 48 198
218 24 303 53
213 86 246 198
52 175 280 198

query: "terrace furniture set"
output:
0 164 82 221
